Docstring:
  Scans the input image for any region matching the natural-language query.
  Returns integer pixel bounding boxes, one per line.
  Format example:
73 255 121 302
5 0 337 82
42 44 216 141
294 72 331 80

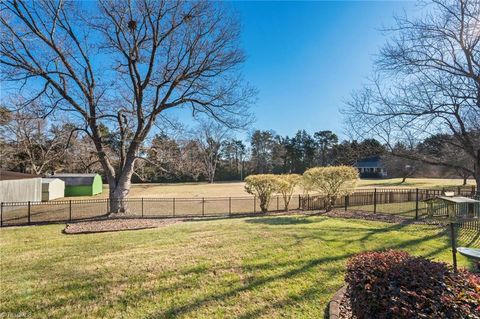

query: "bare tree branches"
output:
1 0 254 211
344 0 480 188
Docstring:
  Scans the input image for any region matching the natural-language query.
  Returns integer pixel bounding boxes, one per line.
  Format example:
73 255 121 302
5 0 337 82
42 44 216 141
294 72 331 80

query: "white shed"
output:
41 178 65 201
0 170 42 203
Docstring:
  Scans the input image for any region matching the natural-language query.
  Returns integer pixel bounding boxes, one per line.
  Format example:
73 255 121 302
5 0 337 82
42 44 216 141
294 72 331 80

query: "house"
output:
52 173 103 196
354 156 387 178
0 170 42 203
41 178 65 201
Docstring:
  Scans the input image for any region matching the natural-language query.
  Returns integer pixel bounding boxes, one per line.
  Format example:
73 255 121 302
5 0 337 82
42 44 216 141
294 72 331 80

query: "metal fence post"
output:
229 197 232 217
173 198 175 217
415 188 418 220
373 189 377 214
28 201 31 224
415 188 419 220
344 195 349 211
277 196 279 211
0 202 3 227
202 197 205 216
69 200 72 222
141 198 144 218
299 195 302 210
254 196 256 213
450 222 458 272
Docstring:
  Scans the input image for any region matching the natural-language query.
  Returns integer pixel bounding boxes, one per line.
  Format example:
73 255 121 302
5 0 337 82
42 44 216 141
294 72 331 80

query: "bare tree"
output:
1 0 253 213
418 134 475 184
194 122 230 183
179 140 205 181
345 0 480 192
0 108 74 174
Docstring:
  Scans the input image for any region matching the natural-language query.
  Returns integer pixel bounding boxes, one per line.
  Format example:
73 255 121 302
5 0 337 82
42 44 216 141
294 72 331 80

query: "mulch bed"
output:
64 218 183 234
338 290 355 319
323 210 447 226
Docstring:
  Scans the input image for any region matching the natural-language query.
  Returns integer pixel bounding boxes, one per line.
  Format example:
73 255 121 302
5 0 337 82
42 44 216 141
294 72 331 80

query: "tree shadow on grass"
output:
144 253 351 319
244 216 322 225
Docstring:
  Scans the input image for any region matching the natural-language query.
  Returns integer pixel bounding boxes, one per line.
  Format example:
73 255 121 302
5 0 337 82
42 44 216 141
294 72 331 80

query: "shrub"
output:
345 250 480 319
302 166 358 211
275 174 302 211
244 174 279 213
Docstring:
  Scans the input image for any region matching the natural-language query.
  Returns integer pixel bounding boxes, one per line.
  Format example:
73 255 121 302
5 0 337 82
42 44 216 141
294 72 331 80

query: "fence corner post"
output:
28 201 31 224
373 188 377 214
450 222 457 272
415 188 419 220
69 200 72 222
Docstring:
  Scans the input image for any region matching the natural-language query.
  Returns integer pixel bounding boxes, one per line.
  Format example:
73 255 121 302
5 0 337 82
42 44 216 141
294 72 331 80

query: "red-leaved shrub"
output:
345 250 480 319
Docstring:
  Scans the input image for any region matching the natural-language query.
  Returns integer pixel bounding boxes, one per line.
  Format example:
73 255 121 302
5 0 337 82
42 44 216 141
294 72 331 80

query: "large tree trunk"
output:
474 165 480 198
106 158 136 215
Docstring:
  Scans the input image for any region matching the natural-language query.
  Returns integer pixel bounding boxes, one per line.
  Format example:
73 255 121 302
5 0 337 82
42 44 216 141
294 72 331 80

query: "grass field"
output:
63 178 476 200
0 215 474 319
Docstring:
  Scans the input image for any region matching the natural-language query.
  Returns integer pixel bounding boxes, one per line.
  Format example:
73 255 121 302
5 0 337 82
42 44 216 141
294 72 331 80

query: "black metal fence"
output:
0 195 303 227
300 186 478 219
0 186 477 227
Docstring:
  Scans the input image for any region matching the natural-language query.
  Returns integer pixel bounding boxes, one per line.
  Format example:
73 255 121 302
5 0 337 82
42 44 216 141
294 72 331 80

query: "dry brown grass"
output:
61 178 475 200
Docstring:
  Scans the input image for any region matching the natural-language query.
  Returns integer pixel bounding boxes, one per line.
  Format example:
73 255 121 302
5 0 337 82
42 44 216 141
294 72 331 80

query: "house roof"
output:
354 156 384 168
52 173 99 186
0 169 40 181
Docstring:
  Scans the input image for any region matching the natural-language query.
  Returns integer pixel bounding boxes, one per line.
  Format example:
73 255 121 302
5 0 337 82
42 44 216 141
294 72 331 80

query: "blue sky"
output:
230 0 418 140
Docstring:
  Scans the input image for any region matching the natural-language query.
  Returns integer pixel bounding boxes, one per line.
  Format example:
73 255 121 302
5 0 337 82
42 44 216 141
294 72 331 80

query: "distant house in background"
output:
52 173 103 196
0 170 42 203
354 156 387 178
41 178 65 201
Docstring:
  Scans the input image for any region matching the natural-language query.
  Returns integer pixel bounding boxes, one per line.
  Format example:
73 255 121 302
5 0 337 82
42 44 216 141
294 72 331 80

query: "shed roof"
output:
52 173 99 186
437 196 479 204
0 169 39 181
42 178 64 184
425 196 480 204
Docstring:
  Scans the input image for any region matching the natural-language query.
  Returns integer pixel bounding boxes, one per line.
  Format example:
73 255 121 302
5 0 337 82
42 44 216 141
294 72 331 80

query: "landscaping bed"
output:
324 209 447 226
64 218 183 234
336 250 480 319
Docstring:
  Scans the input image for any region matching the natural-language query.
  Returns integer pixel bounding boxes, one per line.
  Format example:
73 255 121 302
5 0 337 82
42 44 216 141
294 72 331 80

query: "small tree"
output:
244 174 279 213
303 166 359 211
275 174 302 211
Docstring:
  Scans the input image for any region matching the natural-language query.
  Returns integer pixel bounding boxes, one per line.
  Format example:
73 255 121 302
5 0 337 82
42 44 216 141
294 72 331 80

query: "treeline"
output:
0 110 383 182
1 109 474 183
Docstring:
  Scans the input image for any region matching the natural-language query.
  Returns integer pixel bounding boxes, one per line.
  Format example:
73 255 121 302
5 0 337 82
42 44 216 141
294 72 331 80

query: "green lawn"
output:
0 215 474 319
